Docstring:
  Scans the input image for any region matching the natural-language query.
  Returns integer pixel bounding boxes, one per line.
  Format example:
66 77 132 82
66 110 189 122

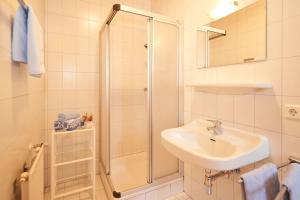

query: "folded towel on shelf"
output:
12 6 28 63
241 163 280 200
58 112 80 122
54 120 64 131
63 118 82 131
282 163 300 200
27 5 45 77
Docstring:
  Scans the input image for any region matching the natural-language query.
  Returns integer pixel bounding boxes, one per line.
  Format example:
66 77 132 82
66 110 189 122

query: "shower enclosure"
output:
100 4 183 197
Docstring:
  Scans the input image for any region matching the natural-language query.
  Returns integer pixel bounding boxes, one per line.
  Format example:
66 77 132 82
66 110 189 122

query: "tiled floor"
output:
45 175 191 200
45 175 108 200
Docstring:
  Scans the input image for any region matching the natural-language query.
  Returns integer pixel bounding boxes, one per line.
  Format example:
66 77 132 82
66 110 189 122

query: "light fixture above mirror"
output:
209 0 261 20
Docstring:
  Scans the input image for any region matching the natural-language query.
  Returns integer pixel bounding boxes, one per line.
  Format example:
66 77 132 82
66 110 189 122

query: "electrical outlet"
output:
284 104 300 119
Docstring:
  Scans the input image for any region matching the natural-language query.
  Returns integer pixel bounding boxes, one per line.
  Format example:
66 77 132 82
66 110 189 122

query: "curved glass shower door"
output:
109 12 149 192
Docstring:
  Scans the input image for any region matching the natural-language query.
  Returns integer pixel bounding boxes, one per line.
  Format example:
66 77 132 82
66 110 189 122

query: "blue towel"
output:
12 6 28 63
241 163 280 200
58 112 80 122
54 118 82 131
282 163 300 200
54 120 64 131
27 5 45 77
63 118 82 131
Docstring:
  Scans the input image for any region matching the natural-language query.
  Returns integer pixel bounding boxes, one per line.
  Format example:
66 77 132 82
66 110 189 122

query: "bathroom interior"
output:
1 0 300 199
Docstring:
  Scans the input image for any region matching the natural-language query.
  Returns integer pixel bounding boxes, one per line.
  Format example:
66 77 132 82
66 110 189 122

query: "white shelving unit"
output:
51 127 96 200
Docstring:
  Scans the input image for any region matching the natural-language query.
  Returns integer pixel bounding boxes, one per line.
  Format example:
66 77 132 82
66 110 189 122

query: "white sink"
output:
161 120 269 171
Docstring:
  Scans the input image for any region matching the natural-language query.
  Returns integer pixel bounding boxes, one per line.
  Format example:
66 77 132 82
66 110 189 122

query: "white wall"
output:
0 0 45 199
152 0 300 199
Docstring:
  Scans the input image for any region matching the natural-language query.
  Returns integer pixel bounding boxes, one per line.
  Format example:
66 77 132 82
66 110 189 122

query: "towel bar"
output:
274 186 288 200
18 0 27 9
238 156 300 183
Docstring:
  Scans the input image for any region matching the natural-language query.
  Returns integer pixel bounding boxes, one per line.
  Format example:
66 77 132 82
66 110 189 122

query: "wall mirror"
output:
197 0 267 68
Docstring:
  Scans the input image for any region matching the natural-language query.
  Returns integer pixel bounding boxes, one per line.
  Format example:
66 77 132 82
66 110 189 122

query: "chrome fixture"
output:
17 0 28 10
204 169 240 195
206 120 222 135
200 26 226 40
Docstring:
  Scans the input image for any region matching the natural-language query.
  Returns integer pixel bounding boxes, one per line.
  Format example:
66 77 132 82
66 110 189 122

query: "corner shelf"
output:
187 82 272 94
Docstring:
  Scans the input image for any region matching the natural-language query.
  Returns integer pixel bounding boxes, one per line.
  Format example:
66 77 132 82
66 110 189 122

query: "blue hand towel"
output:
27 5 45 77
241 163 280 200
12 6 28 63
282 163 300 200
58 112 80 122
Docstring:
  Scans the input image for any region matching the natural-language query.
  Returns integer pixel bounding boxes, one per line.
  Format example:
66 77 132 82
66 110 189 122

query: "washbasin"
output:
161 119 269 171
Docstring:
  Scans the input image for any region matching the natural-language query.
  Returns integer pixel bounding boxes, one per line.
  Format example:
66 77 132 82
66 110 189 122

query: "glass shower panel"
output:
109 12 149 192
152 21 179 179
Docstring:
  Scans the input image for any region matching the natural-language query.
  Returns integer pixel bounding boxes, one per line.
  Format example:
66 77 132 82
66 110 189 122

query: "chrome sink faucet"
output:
206 120 222 135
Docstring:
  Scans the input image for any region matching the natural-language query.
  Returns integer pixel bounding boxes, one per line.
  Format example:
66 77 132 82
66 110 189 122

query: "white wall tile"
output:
47 52 62 71
47 0 62 14
283 0 300 19
283 134 300 161
191 92 217 118
267 0 282 23
129 194 146 200
62 72 76 90
255 59 282 95
255 128 282 165
47 72 62 90
234 95 255 126
62 0 77 17
283 56 300 96
216 177 234 200
145 185 171 200
170 180 184 195
62 54 77 72
217 95 234 122
254 95 282 132
47 14 62 34
267 21 282 60
63 17 78 36
283 15 300 57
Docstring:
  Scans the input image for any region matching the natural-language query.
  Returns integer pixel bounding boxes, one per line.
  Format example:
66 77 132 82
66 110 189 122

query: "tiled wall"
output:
117 178 183 200
0 0 45 199
45 0 151 187
152 0 300 199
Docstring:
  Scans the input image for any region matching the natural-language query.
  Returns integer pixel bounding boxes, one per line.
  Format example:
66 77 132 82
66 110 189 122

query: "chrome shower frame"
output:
99 4 184 198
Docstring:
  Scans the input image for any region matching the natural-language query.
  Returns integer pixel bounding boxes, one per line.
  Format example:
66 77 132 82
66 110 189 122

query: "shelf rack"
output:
51 127 96 200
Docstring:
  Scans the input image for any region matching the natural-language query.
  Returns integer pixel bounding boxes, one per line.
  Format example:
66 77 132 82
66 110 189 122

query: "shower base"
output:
110 152 148 192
